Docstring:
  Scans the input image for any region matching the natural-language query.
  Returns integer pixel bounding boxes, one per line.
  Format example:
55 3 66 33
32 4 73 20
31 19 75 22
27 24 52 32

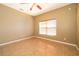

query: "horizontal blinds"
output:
39 20 56 36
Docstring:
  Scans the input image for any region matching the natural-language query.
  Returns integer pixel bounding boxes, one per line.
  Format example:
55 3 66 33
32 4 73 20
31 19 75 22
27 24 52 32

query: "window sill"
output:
39 34 56 37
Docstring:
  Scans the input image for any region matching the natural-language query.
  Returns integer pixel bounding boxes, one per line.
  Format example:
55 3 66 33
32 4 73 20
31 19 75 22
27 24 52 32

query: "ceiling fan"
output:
30 3 42 11
20 3 42 11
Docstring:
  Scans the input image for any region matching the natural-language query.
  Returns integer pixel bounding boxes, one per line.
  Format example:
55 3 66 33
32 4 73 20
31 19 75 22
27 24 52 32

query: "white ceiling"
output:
3 3 70 16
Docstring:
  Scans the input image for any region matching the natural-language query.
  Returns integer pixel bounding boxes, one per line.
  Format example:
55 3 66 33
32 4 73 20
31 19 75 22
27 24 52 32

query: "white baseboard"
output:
0 36 76 47
0 36 34 46
0 36 79 52
35 36 76 47
75 45 79 52
35 36 79 51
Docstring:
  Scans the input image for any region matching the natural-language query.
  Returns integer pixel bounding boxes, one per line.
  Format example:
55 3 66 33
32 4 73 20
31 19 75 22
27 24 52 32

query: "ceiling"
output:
3 3 70 16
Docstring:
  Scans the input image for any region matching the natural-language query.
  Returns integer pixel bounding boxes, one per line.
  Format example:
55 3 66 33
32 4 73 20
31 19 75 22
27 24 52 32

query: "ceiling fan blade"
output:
37 5 42 10
30 3 36 11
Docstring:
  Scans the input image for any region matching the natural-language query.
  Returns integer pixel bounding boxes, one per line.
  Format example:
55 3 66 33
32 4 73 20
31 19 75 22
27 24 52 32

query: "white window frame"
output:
39 19 56 36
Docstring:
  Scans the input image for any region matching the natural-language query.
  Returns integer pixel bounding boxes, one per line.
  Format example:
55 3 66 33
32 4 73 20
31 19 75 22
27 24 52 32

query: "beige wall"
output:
0 48 2 55
0 4 34 44
34 4 77 44
77 4 79 47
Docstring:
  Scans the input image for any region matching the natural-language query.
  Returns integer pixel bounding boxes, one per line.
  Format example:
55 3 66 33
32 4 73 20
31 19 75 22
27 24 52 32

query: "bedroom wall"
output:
0 3 78 56
77 4 79 47
34 4 77 44
0 4 34 44
0 48 2 55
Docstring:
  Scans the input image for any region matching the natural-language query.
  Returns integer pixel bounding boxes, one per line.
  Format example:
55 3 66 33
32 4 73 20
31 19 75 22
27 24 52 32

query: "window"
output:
39 20 56 36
